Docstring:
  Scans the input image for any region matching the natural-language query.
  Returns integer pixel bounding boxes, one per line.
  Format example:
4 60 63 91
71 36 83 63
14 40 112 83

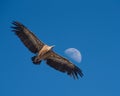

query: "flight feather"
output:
12 21 44 53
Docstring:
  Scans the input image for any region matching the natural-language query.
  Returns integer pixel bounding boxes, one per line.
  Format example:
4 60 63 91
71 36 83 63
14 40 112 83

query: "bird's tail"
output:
31 56 41 64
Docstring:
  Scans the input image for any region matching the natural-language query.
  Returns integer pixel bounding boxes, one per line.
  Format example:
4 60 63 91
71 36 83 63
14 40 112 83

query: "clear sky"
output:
0 0 120 96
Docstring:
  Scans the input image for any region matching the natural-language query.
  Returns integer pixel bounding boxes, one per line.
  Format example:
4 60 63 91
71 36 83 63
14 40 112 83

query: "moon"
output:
64 48 82 63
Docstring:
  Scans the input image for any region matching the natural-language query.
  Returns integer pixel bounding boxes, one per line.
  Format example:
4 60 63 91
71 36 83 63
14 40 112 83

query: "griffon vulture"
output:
11 21 83 79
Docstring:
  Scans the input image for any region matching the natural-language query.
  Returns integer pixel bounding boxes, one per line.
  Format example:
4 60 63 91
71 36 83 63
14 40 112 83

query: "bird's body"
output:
32 45 54 64
12 21 83 79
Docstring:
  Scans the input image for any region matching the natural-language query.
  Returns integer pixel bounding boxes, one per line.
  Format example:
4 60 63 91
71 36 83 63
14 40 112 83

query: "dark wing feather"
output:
46 51 83 79
11 21 44 53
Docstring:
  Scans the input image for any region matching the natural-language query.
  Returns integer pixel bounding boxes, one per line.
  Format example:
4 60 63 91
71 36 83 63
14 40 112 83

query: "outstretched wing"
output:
12 21 44 53
46 51 83 79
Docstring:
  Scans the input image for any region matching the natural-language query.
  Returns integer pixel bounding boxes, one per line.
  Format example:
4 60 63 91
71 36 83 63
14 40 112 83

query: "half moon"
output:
64 48 82 63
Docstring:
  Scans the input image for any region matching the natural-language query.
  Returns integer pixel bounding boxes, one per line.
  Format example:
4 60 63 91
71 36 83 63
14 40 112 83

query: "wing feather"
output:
12 21 44 53
46 51 83 79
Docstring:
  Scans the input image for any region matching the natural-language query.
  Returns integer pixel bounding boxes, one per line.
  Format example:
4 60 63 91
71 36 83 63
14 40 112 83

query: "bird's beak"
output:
51 45 55 48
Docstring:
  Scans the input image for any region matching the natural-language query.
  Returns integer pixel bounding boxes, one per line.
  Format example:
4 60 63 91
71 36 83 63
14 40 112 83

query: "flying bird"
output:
11 21 83 79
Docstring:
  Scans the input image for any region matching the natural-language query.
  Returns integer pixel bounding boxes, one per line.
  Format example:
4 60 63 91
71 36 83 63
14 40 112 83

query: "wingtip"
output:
74 65 84 78
12 21 25 27
12 21 18 25
11 21 26 31
67 66 83 80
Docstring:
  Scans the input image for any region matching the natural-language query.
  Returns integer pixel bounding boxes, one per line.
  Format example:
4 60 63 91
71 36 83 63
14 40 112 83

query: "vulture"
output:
11 21 83 79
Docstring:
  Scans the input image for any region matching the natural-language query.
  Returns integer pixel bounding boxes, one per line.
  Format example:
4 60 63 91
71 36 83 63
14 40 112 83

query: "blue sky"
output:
0 0 120 96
